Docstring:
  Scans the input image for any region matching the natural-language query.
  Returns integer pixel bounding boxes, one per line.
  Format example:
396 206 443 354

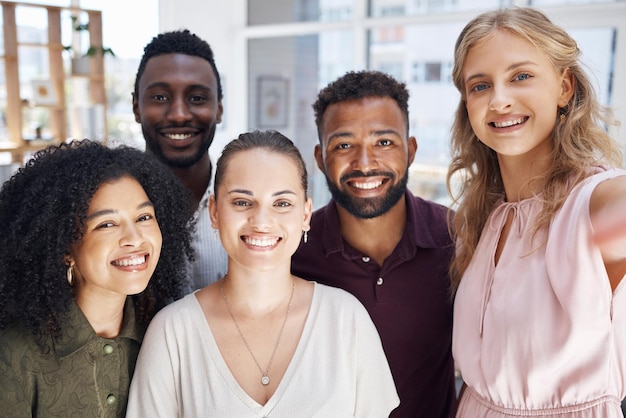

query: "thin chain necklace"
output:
220 276 295 386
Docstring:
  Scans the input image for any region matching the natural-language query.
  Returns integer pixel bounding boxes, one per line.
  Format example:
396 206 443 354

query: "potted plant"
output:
64 16 115 75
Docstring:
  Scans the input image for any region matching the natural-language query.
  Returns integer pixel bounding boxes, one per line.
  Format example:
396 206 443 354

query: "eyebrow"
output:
327 129 401 144
465 60 537 84
228 189 297 197
86 201 154 221
143 81 213 92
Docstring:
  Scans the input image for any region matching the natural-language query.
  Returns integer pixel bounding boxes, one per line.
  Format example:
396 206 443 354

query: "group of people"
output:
1 6 625 418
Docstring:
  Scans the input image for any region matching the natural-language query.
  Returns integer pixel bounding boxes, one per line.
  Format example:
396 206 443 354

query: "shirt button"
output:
106 394 116 405
377 277 383 285
362 256 370 262
103 344 114 355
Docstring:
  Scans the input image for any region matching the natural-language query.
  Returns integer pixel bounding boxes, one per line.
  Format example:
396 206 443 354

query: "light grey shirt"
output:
187 185 228 292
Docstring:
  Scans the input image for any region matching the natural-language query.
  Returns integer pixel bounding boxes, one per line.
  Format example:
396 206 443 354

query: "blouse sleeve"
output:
126 308 180 418
352 299 400 417
0 343 33 418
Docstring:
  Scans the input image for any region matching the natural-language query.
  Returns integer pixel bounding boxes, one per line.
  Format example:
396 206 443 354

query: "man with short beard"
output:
292 71 457 418
133 30 228 291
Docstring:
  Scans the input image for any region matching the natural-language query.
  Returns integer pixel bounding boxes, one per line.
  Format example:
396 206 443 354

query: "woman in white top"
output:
127 130 399 417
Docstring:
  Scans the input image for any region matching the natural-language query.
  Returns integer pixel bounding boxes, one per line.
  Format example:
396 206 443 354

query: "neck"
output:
222 264 294 316
498 154 550 202
170 156 212 208
75 291 126 338
336 194 407 265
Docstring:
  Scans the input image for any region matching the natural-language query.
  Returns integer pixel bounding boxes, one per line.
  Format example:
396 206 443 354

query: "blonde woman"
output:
448 7 626 417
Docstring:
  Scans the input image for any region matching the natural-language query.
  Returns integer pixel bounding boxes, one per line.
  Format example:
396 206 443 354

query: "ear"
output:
558 68 575 108
132 93 141 123
407 136 418 166
209 194 219 228
314 144 325 174
216 101 224 124
303 197 313 232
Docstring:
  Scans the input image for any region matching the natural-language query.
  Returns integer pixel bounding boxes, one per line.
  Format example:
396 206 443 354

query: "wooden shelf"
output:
0 1 108 160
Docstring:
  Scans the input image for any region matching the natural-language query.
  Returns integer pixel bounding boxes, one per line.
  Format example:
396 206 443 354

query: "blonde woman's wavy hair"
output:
446 7 622 292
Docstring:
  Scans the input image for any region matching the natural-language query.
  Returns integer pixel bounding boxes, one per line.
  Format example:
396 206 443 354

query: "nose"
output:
166 96 192 123
248 205 273 231
119 223 144 247
488 84 513 113
351 145 377 172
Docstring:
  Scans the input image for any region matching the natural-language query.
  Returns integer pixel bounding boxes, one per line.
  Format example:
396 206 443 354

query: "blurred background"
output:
1 0 625 209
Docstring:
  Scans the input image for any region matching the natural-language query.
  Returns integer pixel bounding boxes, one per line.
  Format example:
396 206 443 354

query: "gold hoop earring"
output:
66 262 74 286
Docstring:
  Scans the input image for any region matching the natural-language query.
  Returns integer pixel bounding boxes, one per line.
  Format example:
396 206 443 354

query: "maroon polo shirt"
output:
292 191 456 418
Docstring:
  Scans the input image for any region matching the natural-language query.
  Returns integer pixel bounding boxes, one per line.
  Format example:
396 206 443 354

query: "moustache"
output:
340 170 395 184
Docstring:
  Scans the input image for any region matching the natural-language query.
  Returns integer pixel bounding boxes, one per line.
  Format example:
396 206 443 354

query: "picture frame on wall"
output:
257 76 289 128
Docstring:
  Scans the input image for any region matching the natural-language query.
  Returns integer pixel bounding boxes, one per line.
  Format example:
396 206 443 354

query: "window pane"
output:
248 31 353 207
569 27 616 106
369 22 463 205
369 0 504 18
248 0 352 24
16 6 48 44
533 0 620 5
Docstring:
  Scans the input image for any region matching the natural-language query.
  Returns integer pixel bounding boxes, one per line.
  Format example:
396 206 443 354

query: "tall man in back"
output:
292 71 456 417
133 30 228 290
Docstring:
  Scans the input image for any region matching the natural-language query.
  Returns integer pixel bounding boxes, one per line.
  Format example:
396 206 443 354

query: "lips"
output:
350 179 384 190
111 255 148 268
242 236 281 248
490 116 528 128
164 133 194 141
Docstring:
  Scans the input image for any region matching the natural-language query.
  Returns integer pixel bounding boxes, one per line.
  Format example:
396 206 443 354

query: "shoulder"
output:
147 294 200 330
405 191 454 247
0 324 46 369
313 283 369 317
406 191 451 220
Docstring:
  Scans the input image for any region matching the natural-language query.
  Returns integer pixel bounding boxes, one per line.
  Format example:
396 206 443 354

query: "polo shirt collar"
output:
320 191 443 259
53 297 143 358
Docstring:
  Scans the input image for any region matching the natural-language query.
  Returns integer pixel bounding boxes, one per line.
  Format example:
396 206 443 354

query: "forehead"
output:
221 149 302 188
320 97 406 141
464 30 546 73
138 53 218 90
89 177 147 208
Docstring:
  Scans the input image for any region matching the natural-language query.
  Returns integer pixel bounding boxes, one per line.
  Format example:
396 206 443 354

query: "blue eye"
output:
515 73 531 81
470 83 488 92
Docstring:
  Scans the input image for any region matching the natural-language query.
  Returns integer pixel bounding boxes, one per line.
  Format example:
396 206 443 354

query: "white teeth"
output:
165 133 193 140
353 180 383 190
244 237 279 247
113 256 146 267
493 118 525 128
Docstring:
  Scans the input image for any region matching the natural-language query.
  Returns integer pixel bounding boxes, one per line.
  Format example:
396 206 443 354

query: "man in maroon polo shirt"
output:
292 70 456 418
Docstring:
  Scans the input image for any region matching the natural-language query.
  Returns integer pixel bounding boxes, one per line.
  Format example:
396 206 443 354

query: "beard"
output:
143 124 216 168
326 169 408 219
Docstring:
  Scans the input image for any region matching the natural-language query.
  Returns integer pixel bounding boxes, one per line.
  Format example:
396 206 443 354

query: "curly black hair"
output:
134 29 222 101
0 140 194 340
312 70 410 142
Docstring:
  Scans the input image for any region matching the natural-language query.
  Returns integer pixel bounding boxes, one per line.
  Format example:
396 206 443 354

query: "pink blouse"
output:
453 169 626 417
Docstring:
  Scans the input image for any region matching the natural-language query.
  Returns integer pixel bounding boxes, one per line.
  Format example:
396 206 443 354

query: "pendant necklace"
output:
221 276 295 386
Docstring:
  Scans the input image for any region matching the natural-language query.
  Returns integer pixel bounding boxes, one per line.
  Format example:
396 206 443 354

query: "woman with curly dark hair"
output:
0 139 194 417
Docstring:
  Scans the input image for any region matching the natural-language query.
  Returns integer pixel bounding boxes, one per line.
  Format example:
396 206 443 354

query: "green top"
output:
0 297 145 417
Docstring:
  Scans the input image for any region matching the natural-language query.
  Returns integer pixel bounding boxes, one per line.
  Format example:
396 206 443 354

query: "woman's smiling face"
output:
70 176 162 299
210 149 312 273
